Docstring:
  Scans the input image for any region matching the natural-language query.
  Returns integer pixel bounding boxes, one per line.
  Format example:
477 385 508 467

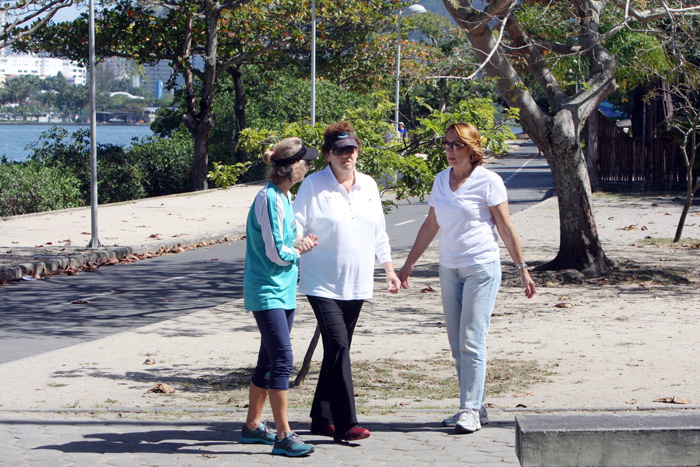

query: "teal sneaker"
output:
240 422 276 445
271 432 315 457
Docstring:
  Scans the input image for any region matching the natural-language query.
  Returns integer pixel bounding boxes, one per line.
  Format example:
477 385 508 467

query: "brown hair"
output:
321 121 362 157
263 137 305 184
446 122 484 166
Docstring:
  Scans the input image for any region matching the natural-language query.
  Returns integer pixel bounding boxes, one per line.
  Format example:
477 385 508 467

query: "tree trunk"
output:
585 110 600 192
228 65 248 163
539 114 613 276
188 119 212 191
674 121 699 243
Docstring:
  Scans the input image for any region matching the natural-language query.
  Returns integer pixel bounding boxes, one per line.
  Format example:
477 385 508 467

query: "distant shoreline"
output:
0 122 150 126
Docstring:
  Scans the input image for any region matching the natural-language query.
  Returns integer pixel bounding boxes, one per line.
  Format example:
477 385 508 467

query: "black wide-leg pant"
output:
306 295 364 435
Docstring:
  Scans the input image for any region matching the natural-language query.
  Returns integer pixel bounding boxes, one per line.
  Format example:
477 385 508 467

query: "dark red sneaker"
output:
335 425 370 442
310 422 335 437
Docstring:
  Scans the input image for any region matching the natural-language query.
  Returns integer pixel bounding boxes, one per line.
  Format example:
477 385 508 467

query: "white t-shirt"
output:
428 166 508 268
294 165 392 300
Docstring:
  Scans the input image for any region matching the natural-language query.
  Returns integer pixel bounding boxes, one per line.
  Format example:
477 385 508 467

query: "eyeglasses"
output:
330 146 356 156
442 140 466 151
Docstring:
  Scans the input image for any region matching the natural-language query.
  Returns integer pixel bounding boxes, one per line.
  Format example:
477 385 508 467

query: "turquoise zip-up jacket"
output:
243 182 299 311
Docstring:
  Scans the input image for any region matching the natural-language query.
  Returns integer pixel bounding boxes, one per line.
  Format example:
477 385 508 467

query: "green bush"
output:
0 161 82 216
130 133 194 197
97 144 148 203
26 126 194 204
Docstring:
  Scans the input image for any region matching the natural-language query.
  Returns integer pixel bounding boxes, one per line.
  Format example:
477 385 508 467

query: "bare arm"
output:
490 201 536 298
397 207 440 289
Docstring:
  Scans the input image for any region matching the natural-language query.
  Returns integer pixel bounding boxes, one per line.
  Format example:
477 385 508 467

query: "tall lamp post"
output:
394 4 426 133
311 0 316 126
87 0 101 248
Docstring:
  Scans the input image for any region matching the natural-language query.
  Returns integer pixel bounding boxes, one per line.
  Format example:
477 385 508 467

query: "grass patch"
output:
641 237 700 248
487 358 554 395
172 356 553 409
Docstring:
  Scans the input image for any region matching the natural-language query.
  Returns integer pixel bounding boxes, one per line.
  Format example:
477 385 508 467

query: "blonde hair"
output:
263 137 305 184
446 122 484 166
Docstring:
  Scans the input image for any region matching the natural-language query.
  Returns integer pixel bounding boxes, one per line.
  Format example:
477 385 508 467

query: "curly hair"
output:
321 121 362 157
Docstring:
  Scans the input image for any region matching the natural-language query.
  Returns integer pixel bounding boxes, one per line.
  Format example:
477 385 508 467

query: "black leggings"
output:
251 308 295 390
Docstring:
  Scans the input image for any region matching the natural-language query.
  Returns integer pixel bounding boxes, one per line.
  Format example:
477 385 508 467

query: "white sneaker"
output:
442 406 489 427
455 409 481 434
442 409 466 427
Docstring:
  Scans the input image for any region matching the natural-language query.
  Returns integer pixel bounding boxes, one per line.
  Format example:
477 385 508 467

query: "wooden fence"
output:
597 113 687 188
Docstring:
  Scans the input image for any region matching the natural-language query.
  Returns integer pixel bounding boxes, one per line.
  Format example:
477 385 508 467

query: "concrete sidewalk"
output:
0 184 263 282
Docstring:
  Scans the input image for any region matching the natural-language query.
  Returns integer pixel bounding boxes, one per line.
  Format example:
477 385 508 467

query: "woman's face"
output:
444 128 472 169
325 145 358 173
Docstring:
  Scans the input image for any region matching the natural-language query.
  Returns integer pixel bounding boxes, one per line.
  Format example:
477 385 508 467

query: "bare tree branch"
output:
1 0 75 49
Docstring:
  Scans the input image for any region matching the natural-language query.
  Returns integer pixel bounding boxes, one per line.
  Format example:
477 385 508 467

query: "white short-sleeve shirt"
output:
294 166 392 300
428 166 508 268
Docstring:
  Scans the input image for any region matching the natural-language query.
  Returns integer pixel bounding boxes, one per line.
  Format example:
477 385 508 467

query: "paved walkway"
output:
0 411 518 466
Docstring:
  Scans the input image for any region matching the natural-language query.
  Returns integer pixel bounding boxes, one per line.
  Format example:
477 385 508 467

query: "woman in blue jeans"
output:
241 137 318 456
398 122 536 434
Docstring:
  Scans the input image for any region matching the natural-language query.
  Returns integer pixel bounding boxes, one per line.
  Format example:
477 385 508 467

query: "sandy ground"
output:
0 193 699 414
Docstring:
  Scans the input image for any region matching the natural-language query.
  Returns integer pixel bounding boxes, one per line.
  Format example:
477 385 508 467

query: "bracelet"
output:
515 262 528 270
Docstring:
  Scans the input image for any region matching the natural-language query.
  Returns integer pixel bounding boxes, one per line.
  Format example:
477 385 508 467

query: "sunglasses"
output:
330 146 356 156
442 140 466 151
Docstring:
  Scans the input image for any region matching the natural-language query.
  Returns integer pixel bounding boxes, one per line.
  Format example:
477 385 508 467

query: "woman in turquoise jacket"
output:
241 137 318 457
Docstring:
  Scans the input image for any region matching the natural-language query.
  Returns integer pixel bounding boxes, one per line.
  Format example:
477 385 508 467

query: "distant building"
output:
0 50 86 85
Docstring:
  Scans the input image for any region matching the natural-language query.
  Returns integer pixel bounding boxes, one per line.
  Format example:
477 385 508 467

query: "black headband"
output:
273 145 309 166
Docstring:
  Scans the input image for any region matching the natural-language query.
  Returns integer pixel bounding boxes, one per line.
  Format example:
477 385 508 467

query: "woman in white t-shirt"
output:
294 121 401 443
398 122 536 435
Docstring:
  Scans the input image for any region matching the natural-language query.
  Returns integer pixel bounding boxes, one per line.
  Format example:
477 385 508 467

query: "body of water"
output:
0 124 154 162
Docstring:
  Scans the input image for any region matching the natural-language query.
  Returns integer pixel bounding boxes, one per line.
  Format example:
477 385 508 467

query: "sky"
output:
51 3 84 23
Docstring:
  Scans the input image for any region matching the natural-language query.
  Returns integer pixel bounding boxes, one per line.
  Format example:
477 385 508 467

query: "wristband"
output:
516 262 528 270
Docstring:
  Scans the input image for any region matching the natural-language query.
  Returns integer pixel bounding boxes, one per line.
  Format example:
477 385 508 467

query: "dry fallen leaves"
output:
653 396 691 404
143 358 156 365
620 225 639 231
555 302 573 309
420 285 436 293
146 383 175 394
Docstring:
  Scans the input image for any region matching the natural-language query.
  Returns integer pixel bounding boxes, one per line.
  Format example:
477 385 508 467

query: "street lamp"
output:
311 0 316 126
87 0 101 248
394 3 426 133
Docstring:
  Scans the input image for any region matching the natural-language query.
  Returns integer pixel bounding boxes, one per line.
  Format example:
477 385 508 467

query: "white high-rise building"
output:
0 50 86 85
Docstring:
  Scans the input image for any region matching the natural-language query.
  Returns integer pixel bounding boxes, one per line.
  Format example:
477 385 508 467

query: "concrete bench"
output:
515 411 700 466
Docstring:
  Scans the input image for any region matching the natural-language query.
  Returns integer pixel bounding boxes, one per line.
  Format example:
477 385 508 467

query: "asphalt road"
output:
0 156 553 364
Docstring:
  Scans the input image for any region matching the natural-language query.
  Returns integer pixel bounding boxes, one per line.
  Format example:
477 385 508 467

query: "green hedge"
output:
0 161 82 216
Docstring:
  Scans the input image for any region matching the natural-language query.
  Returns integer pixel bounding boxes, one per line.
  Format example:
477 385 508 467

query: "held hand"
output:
397 264 413 289
296 234 319 255
520 269 536 299
386 270 401 294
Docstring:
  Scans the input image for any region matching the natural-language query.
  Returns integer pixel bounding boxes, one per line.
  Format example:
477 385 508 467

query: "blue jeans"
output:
439 261 501 410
